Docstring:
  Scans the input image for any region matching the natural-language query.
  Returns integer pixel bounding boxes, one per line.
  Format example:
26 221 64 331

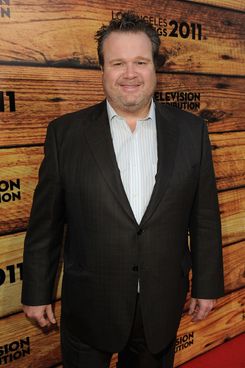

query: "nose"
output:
123 63 137 78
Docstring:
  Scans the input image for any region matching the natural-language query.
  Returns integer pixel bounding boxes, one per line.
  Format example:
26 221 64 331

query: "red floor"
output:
178 334 245 368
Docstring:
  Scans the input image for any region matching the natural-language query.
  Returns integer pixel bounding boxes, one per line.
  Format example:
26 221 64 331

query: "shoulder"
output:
49 100 106 131
155 102 207 150
155 101 205 130
44 100 107 144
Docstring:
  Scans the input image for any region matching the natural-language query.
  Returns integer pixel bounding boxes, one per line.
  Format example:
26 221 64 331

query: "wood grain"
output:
0 289 243 367
218 187 245 246
0 147 43 233
0 66 104 147
156 74 245 134
185 0 245 12
0 66 244 147
209 132 245 191
0 232 62 318
0 232 25 317
0 1 244 74
222 240 245 293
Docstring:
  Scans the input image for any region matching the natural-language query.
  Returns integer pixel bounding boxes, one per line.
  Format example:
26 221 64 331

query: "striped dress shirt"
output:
107 100 158 224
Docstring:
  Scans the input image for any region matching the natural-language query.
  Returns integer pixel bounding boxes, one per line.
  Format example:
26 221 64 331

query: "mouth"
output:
119 84 141 92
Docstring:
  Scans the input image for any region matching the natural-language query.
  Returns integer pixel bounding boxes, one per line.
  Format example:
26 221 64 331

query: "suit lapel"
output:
84 100 137 224
140 103 179 226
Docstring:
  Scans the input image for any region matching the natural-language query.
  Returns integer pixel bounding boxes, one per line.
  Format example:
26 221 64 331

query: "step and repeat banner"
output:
0 1 244 367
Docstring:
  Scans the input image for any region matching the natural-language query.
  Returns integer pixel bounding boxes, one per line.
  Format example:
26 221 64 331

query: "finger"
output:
188 298 197 315
37 315 50 328
46 305 56 324
194 308 207 321
191 309 205 322
192 305 211 321
26 310 49 327
24 308 49 327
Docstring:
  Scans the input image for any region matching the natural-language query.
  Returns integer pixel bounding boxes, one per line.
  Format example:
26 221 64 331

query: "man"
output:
22 12 224 368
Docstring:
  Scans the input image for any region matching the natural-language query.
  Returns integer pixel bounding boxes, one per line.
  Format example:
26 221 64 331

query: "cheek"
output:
102 76 114 94
147 72 157 84
104 78 119 93
140 70 156 87
103 70 119 84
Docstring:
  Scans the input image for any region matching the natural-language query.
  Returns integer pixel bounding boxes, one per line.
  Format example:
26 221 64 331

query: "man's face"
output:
101 31 157 116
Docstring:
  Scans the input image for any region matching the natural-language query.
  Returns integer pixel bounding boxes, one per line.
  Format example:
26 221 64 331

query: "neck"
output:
108 100 152 132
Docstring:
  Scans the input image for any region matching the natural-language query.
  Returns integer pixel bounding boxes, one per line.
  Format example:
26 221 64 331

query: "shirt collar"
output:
106 99 155 123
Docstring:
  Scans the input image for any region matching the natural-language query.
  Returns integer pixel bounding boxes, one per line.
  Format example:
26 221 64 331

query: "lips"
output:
120 83 141 87
120 84 141 91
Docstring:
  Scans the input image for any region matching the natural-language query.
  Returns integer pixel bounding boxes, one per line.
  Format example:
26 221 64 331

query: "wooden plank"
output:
0 67 104 147
0 67 244 148
210 132 245 191
0 289 243 367
0 1 244 74
218 187 245 246
222 240 245 293
0 145 244 238
155 73 245 134
0 232 63 318
0 234 244 318
0 232 25 317
0 147 43 233
185 0 245 12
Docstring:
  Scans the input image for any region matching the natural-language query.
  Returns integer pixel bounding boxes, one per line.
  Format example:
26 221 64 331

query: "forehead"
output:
102 31 153 61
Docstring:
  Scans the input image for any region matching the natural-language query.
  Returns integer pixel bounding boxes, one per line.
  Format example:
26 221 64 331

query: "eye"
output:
137 61 146 65
113 62 123 67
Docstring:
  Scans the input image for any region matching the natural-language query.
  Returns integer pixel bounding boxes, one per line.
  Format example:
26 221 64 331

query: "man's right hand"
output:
23 304 56 328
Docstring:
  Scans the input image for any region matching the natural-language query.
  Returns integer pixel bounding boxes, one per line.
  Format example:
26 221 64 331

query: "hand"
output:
188 298 216 322
23 304 56 328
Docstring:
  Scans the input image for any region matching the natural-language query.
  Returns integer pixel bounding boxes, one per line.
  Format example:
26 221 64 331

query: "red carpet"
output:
178 334 245 368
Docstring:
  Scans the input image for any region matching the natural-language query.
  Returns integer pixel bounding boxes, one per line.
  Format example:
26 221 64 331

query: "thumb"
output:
46 304 56 324
188 298 197 315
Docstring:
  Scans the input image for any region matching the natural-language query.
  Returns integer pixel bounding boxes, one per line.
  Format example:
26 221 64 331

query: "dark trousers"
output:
61 294 176 368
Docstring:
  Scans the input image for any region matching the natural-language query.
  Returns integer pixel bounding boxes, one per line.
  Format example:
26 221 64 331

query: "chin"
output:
121 97 142 106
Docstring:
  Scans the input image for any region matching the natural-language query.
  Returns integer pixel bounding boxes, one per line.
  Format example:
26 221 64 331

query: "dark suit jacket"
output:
22 100 224 354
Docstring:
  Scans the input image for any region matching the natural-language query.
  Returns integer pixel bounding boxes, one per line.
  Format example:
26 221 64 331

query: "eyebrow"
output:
109 57 152 63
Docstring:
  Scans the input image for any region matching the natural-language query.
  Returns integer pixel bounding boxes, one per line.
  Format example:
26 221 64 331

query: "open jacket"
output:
22 100 224 353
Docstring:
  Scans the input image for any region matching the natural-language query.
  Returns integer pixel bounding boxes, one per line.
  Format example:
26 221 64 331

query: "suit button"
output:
137 228 144 235
132 266 138 272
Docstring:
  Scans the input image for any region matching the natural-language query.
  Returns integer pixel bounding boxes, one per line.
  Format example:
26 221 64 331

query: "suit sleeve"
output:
21 122 65 305
189 121 224 299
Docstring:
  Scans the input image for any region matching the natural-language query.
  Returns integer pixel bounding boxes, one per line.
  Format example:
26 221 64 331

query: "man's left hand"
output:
188 298 216 322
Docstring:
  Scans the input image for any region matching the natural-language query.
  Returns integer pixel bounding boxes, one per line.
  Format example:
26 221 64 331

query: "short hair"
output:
94 11 161 68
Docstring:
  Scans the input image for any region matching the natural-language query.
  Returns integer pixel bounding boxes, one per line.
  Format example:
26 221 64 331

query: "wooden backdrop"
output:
0 0 244 367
